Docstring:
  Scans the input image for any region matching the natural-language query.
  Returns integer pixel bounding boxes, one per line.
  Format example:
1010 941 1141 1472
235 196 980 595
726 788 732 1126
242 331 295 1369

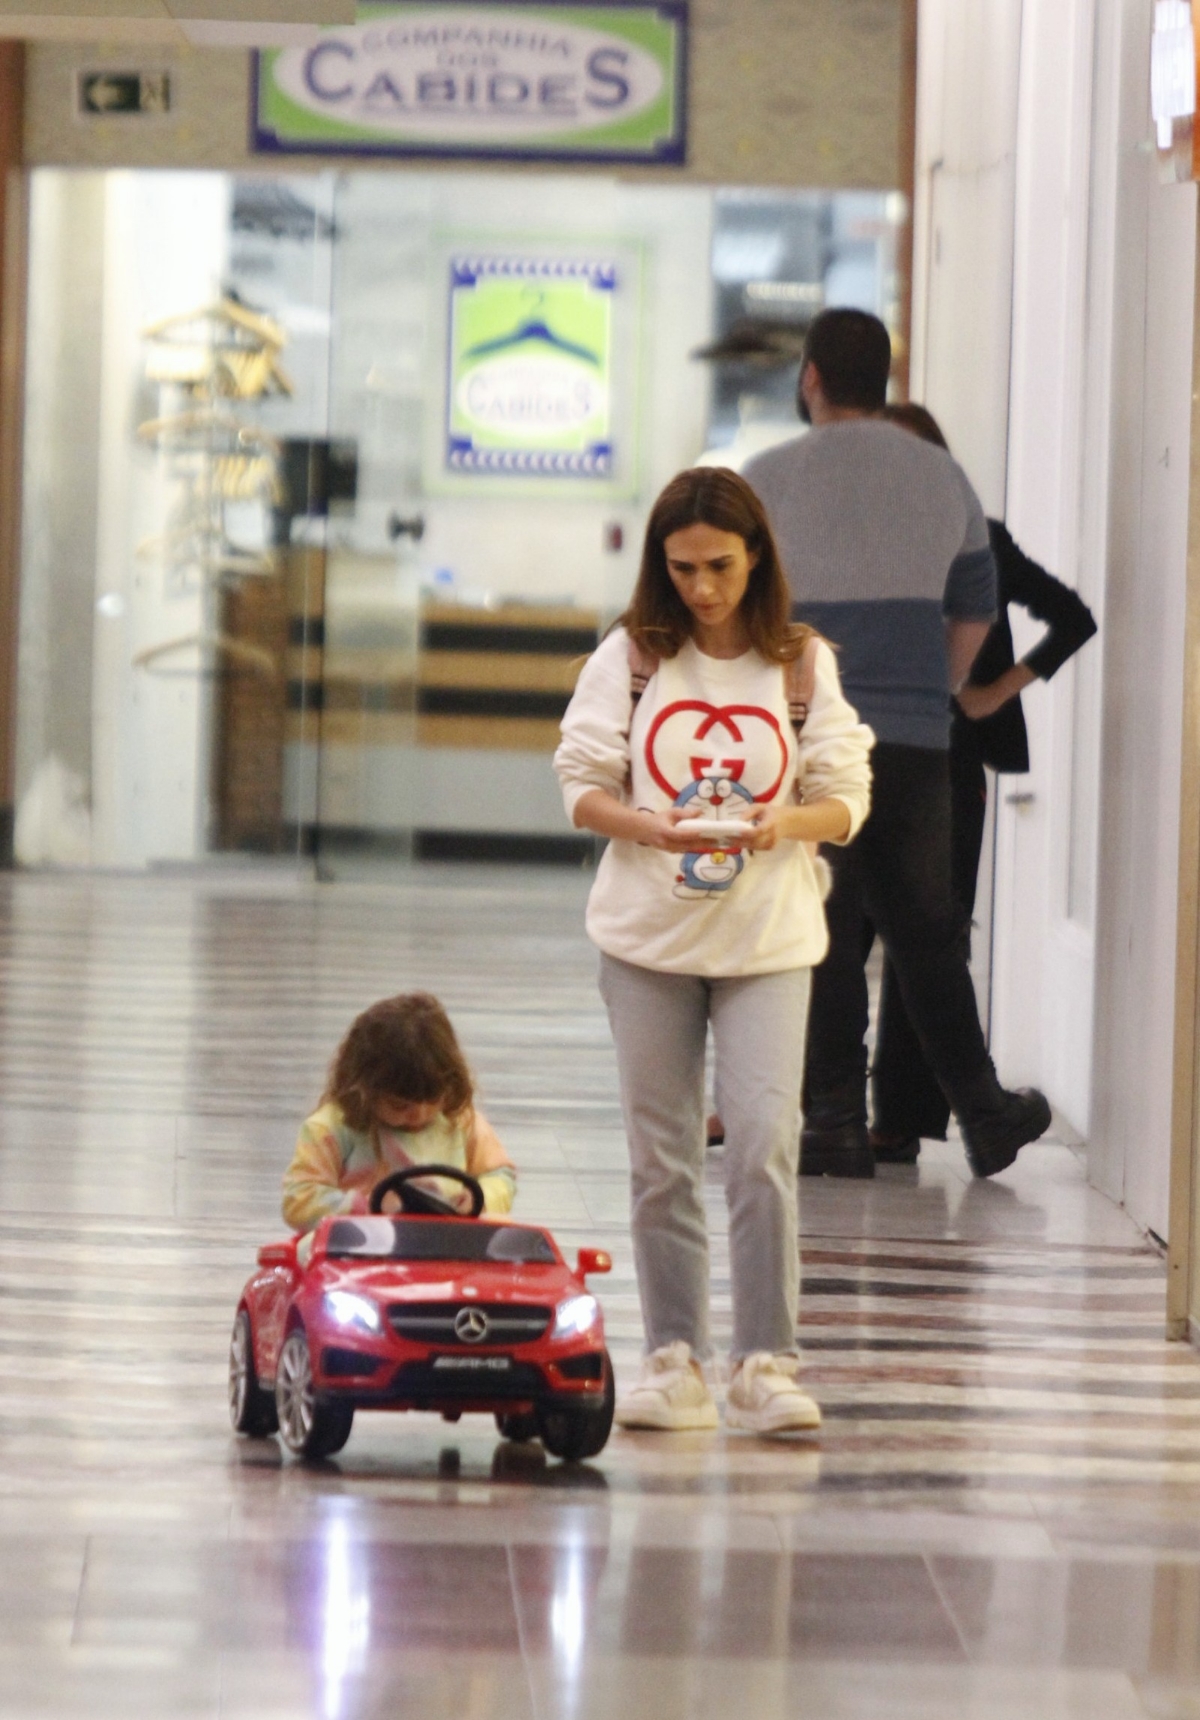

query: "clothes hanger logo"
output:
463 288 600 367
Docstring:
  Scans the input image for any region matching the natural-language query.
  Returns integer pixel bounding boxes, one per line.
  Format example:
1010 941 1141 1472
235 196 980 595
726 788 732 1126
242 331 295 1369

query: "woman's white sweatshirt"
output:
554 628 874 976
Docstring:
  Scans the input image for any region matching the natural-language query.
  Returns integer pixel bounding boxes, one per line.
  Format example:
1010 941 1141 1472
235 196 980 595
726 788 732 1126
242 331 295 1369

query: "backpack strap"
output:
627 636 659 706
629 633 818 726
623 636 659 794
787 635 823 855
784 634 820 736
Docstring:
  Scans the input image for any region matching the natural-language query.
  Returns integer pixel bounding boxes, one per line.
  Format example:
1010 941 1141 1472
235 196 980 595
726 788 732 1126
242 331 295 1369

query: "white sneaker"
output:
615 1341 719 1430
725 1352 821 1434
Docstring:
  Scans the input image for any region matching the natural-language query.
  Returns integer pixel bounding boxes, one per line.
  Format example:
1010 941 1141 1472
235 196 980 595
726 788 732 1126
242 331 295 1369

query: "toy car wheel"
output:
536 1351 615 1462
229 1309 278 1437
495 1409 540 1443
274 1329 354 1460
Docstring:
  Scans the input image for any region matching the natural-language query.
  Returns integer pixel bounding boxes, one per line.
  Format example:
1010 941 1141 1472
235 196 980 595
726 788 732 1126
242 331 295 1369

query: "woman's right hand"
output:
637 807 726 853
955 663 1037 721
571 790 733 852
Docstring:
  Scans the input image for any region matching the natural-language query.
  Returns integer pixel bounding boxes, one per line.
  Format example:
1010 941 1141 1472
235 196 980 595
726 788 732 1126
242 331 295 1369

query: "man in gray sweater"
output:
744 309 1050 1178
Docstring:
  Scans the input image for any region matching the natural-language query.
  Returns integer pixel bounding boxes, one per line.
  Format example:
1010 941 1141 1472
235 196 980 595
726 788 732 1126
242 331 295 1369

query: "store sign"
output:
447 258 615 476
252 2 686 163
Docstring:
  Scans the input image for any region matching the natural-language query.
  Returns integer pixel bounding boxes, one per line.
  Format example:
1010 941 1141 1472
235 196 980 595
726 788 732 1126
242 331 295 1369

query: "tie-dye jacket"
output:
281 1100 516 1232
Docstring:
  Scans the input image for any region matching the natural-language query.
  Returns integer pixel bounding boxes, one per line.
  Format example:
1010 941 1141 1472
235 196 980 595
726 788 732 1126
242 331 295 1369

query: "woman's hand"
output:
638 807 722 853
572 788 849 851
955 682 1007 720
571 789 707 850
742 800 853 848
955 663 1037 721
740 805 788 851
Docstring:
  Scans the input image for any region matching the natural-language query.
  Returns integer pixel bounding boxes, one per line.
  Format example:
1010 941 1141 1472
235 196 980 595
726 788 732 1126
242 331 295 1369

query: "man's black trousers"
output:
803 741 991 1129
870 729 990 1139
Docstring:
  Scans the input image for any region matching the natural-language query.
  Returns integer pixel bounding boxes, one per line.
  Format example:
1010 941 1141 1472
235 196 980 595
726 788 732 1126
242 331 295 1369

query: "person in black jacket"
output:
868 402 1098 1162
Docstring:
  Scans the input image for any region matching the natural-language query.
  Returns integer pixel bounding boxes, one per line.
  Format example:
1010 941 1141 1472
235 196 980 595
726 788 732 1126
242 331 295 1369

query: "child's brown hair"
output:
323 993 474 1134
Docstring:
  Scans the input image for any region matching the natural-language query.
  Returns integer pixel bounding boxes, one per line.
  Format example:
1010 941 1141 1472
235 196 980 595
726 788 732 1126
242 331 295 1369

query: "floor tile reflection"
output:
0 867 1192 1719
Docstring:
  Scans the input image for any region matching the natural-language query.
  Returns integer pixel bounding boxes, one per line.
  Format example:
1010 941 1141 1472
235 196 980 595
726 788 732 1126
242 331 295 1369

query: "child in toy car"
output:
232 1168 615 1464
228 993 615 1465
282 993 516 1240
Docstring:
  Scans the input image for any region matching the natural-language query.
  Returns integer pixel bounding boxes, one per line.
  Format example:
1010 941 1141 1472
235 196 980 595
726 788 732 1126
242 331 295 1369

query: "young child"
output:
282 992 516 1232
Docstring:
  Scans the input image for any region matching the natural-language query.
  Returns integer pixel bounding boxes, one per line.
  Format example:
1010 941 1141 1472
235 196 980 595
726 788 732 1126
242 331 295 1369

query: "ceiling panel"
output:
0 0 353 41
168 0 353 17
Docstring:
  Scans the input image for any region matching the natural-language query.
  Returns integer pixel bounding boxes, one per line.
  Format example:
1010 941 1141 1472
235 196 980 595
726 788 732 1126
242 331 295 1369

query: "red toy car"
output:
228 1164 615 1463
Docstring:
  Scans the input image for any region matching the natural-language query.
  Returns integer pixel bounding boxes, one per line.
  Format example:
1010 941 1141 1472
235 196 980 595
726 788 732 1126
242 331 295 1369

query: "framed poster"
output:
446 256 615 477
253 3 687 166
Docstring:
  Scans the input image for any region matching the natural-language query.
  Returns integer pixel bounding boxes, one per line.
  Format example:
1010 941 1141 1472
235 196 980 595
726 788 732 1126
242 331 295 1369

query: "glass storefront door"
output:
15 168 903 877
17 169 335 870
311 172 669 876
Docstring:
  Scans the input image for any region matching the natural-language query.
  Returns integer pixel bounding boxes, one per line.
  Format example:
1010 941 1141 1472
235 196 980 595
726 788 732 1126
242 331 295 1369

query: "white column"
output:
91 172 230 867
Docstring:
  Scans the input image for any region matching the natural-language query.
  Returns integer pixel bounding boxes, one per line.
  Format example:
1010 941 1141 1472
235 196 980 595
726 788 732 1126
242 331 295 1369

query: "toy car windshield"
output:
325 1216 558 1265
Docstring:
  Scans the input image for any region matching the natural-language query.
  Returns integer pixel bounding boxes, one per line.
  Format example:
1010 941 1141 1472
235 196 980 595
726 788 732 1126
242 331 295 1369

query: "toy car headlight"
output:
553 1294 599 1340
323 1290 382 1334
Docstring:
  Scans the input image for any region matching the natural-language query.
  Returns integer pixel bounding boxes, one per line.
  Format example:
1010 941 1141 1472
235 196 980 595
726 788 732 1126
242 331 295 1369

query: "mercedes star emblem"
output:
454 1306 490 1343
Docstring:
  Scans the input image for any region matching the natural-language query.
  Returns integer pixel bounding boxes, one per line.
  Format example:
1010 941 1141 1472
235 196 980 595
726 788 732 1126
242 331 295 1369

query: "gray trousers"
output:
598 953 811 1363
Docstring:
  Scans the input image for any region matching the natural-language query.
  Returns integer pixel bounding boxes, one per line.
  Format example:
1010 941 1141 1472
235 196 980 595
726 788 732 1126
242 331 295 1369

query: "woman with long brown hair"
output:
555 467 872 1436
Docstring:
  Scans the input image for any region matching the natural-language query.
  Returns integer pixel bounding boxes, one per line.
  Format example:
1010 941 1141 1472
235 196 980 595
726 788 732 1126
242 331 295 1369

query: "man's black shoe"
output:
962 1088 1051 1178
869 1131 921 1165
800 1122 875 1179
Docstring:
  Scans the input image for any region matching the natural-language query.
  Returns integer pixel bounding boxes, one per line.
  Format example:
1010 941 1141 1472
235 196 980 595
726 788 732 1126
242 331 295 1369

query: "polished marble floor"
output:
2 865 1198 1719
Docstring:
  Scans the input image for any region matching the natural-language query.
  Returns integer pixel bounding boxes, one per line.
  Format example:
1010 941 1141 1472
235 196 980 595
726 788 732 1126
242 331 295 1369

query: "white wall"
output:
913 0 1197 1237
91 172 231 868
15 173 105 864
910 0 1022 517
17 170 231 868
988 0 1098 1129
1087 0 1196 1236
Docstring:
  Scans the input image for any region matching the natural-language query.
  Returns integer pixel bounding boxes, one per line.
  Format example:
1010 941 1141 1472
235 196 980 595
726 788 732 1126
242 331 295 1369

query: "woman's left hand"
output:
740 799 852 848
740 806 789 851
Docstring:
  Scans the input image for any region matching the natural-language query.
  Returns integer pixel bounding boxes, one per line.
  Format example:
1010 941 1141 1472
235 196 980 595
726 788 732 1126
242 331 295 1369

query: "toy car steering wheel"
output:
370 1163 486 1219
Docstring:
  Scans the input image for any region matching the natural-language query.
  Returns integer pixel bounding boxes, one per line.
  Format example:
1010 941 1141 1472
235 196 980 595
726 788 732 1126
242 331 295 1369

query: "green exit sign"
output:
78 73 171 116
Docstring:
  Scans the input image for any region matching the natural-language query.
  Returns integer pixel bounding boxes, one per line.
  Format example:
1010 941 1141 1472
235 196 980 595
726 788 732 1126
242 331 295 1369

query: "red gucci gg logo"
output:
644 701 789 802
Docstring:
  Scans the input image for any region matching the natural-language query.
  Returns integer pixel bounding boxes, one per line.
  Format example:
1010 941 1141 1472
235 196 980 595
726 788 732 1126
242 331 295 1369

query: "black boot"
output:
800 1073 875 1178
947 1064 1052 1178
869 1131 921 1165
801 1121 875 1177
